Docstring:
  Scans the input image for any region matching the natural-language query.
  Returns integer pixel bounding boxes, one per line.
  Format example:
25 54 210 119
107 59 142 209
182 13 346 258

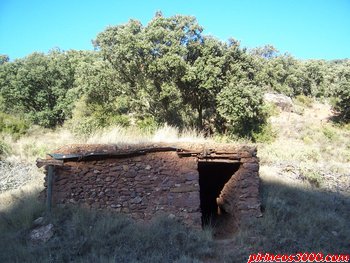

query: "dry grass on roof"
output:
51 142 256 156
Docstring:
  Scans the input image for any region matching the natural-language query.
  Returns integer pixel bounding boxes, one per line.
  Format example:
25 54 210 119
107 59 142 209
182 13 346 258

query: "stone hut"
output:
37 143 261 236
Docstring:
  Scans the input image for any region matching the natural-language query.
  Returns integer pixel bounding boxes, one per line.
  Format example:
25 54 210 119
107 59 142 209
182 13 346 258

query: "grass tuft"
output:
0 202 215 263
0 161 43 192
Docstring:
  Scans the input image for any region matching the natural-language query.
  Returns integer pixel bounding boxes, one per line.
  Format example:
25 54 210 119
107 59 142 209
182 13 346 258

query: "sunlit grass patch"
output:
0 161 43 193
86 124 207 145
87 125 152 145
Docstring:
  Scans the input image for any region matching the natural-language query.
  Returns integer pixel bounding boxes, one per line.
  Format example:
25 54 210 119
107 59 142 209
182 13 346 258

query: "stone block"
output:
170 185 198 193
242 163 259 172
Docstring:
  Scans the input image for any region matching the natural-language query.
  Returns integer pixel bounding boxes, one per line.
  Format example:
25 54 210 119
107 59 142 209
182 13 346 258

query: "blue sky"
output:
0 0 349 60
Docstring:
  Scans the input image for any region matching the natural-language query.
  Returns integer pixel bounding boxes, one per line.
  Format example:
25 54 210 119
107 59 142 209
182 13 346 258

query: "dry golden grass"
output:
2 127 77 161
0 124 209 194
0 182 43 212
0 161 43 193
87 124 208 145
0 101 350 262
3 124 207 162
258 102 350 192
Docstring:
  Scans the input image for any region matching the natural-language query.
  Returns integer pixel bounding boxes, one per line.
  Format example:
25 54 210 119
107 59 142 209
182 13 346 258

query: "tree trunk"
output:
197 104 203 130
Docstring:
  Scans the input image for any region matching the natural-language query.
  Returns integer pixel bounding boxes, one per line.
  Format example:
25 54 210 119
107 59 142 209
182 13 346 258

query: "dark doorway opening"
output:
198 161 240 234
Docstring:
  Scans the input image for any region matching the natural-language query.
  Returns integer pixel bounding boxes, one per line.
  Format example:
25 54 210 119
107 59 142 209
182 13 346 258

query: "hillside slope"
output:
259 102 350 193
0 101 349 262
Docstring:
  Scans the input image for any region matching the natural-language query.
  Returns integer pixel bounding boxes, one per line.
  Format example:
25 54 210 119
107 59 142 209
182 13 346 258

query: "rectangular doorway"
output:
198 161 240 236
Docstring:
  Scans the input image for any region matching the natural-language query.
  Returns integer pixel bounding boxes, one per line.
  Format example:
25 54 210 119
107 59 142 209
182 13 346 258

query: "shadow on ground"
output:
218 178 350 262
0 178 349 263
0 189 215 263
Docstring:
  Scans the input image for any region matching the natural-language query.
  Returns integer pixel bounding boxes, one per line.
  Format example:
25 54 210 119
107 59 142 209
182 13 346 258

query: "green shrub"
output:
0 112 29 138
252 122 277 143
328 96 338 109
69 113 131 137
136 116 159 133
22 143 49 159
0 139 11 157
68 99 132 137
294 95 313 108
293 104 305 115
108 114 130 127
217 82 268 138
302 135 313 144
322 126 338 141
300 168 323 187
333 80 350 122
264 102 280 117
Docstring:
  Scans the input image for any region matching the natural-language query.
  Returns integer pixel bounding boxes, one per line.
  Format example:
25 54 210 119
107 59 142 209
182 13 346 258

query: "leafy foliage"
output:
294 95 314 108
0 14 349 136
217 82 267 137
0 55 9 65
0 112 29 138
334 79 350 122
67 98 131 137
0 139 11 157
0 50 93 128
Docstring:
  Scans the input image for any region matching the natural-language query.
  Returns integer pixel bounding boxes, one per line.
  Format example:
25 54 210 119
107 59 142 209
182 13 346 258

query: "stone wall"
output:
217 156 261 220
41 143 261 230
50 152 201 226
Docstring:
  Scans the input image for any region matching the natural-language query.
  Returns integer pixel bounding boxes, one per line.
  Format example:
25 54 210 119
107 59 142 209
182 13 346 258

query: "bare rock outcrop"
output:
264 93 293 112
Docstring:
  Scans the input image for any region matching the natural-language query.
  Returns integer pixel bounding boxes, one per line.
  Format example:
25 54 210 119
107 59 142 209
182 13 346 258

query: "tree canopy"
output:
0 14 349 136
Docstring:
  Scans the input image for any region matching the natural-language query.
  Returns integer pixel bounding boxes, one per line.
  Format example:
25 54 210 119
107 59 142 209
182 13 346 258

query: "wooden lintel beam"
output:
204 154 240 160
197 159 240 164
177 152 201 157
36 158 64 168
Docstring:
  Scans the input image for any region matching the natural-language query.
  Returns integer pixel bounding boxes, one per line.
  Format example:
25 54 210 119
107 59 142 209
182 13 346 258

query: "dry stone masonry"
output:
38 143 261 234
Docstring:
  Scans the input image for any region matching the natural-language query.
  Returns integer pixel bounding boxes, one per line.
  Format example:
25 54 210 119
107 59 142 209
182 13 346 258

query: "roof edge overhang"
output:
36 143 256 168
